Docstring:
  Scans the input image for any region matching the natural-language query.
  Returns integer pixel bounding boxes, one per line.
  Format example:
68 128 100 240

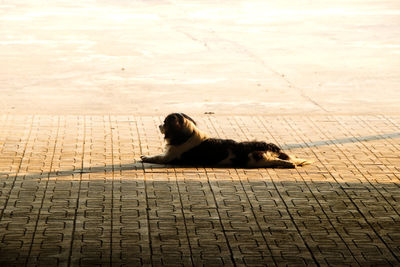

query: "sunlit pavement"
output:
1 0 399 115
0 115 399 265
1 0 400 266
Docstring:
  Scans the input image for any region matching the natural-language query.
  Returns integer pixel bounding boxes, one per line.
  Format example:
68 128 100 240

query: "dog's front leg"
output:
140 154 174 164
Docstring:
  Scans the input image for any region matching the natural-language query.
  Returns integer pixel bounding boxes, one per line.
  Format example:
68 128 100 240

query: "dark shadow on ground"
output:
0 177 399 266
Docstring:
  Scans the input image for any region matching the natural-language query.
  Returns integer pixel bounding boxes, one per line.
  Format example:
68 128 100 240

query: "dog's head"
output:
159 113 197 145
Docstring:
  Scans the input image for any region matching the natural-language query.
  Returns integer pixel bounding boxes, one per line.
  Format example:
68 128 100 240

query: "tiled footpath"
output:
0 114 399 266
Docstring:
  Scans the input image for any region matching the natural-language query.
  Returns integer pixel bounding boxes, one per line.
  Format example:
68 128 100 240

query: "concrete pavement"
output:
1 0 399 115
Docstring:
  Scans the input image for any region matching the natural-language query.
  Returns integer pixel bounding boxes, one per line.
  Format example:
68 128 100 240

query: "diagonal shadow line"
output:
281 132 400 150
0 132 399 180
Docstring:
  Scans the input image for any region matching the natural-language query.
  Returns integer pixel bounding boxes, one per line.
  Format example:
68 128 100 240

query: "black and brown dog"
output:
141 113 312 168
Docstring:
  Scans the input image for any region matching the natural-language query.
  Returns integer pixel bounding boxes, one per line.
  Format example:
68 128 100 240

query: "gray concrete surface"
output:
1 0 399 115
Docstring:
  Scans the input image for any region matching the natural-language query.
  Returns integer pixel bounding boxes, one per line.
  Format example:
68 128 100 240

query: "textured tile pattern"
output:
0 115 399 266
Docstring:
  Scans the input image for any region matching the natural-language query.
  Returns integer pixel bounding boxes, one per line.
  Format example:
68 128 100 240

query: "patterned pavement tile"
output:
0 115 399 266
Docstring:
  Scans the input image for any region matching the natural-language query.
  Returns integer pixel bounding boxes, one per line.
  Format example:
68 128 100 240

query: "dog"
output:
140 113 312 168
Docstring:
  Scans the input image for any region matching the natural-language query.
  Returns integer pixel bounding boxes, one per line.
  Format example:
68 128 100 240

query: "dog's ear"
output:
165 113 184 128
180 113 197 125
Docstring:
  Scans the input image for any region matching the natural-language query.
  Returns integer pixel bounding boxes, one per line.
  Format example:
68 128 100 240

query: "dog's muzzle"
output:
159 125 165 134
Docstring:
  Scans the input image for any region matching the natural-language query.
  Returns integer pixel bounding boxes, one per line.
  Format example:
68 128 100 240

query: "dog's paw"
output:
291 157 313 167
296 160 313 167
141 155 165 164
140 155 152 163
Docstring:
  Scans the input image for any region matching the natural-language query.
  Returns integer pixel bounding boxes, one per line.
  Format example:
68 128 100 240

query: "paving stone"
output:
1 115 400 266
